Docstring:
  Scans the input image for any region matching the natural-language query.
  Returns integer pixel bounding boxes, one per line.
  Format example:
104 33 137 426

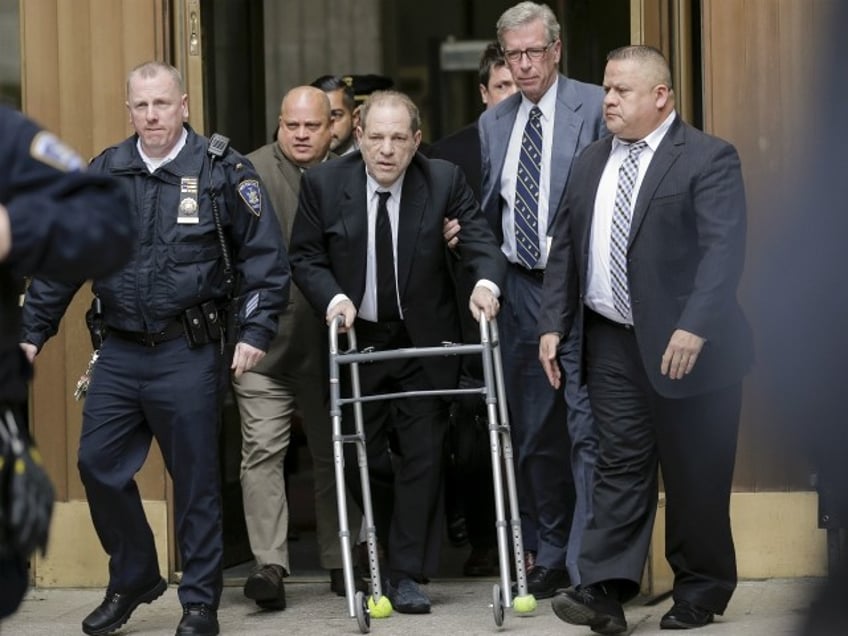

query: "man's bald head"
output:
277 86 333 167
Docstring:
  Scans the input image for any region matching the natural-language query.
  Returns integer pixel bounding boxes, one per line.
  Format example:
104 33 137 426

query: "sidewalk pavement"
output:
0 576 818 636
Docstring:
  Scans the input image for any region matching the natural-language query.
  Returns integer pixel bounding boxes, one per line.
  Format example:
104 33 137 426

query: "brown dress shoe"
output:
243 564 286 610
329 568 368 596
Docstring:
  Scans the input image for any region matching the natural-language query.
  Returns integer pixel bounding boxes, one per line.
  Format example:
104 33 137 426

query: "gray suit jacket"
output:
246 142 329 377
539 116 754 398
478 74 606 244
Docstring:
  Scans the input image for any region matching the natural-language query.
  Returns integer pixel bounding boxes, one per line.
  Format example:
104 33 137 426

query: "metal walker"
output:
328 315 537 633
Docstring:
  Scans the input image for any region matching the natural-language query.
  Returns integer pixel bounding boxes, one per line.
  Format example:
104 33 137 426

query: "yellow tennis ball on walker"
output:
513 594 537 614
368 595 393 618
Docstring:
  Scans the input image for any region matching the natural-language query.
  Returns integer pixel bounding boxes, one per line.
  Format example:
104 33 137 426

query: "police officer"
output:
20 62 289 636
0 105 132 618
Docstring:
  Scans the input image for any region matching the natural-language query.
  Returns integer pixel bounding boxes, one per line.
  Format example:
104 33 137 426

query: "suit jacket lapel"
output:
628 117 684 247
396 161 427 297
549 76 584 219
340 166 369 303
491 95 520 191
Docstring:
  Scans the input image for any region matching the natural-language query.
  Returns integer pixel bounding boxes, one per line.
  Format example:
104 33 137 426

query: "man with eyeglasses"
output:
477 1 605 599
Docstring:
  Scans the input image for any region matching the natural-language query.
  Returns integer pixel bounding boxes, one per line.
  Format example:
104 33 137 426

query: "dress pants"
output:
499 265 596 580
79 335 224 607
579 312 741 612
233 368 356 571
342 320 448 580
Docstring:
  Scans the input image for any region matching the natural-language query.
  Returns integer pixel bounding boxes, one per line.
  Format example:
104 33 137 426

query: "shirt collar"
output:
612 110 677 154
137 126 188 173
365 169 405 202
520 75 559 123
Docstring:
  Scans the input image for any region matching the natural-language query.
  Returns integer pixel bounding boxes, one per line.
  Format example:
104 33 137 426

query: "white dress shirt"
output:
137 127 188 173
585 111 676 324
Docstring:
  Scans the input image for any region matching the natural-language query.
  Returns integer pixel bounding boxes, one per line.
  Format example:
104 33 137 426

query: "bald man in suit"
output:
541 46 752 633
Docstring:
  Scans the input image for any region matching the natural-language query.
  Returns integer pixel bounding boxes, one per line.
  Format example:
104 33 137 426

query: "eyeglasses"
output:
502 41 555 64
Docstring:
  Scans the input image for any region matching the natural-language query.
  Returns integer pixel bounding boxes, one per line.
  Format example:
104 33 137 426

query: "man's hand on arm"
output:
661 328 705 380
19 342 37 364
539 333 563 389
231 342 266 378
443 217 460 250
0 203 10 262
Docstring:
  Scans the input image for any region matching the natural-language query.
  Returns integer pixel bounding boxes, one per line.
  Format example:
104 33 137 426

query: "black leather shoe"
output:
525 566 570 599
660 600 715 629
463 546 499 577
176 603 219 635
82 577 167 635
551 585 627 635
243 564 286 610
386 577 431 614
329 567 368 596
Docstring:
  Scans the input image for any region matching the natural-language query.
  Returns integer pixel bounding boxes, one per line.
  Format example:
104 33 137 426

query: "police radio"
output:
207 133 239 357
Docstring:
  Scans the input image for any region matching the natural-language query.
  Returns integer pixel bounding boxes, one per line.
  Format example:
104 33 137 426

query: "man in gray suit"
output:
478 1 605 597
540 46 752 633
235 86 363 610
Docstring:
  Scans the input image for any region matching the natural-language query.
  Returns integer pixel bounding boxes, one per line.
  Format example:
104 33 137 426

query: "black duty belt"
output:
109 319 184 347
509 262 545 282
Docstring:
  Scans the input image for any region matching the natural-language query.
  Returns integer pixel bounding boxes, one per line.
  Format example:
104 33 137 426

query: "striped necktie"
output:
610 140 647 320
514 106 543 268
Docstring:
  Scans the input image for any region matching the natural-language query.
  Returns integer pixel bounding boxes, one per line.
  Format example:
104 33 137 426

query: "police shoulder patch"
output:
30 131 85 172
237 179 262 217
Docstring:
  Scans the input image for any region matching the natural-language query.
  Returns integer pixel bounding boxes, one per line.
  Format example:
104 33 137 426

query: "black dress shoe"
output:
660 600 715 629
176 603 219 635
551 585 627 635
525 566 570 599
329 567 368 596
463 546 499 577
386 577 431 614
243 564 286 610
82 577 167 636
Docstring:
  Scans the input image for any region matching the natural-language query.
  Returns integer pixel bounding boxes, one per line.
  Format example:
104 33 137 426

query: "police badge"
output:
178 176 200 224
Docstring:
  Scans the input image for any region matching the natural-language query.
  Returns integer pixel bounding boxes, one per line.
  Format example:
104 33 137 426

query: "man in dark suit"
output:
235 86 364 610
427 41 516 578
540 46 753 634
289 90 505 614
478 1 605 597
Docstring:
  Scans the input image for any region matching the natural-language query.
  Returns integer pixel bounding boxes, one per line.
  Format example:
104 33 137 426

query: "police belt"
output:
109 319 184 347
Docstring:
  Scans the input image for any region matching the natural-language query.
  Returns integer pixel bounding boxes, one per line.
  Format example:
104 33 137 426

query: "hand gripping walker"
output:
327 315 536 633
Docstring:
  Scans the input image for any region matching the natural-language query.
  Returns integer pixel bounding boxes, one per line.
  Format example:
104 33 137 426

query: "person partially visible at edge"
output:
427 41 516 578
0 105 132 620
19 61 289 636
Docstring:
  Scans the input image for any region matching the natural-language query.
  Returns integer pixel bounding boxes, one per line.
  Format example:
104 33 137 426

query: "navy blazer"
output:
539 116 754 398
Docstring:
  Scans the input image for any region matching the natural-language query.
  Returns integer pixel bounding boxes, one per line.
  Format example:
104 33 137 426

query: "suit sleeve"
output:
288 172 346 315
446 165 505 289
3 109 133 281
538 187 580 338
676 142 747 340
223 155 290 351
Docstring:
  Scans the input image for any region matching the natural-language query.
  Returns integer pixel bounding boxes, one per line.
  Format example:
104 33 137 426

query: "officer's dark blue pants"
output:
79 334 224 608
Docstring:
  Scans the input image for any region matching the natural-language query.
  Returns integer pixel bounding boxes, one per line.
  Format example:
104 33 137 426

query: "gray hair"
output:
126 61 185 96
607 45 673 89
496 2 560 48
358 90 421 134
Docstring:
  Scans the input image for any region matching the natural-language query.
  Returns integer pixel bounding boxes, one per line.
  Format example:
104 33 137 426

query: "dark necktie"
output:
375 191 400 321
514 105 543 268
610 140 648 319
